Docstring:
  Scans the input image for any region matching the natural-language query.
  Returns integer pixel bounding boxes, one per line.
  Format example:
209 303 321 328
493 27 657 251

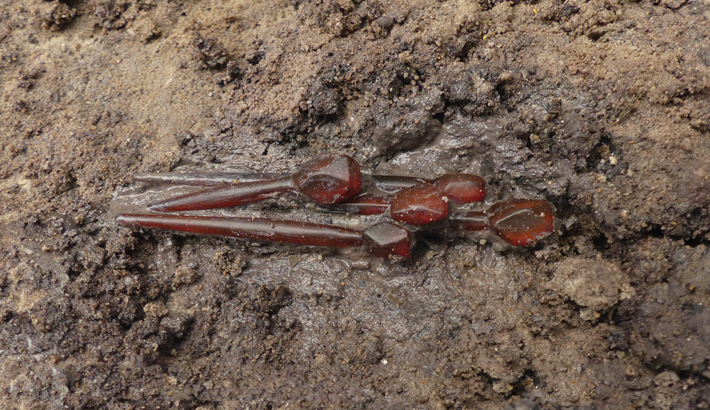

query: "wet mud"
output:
1 0 710 408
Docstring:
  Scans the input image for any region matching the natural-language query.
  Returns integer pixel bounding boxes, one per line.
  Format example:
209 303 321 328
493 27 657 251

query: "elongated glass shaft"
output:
135 171 428 192
116 214 364 248
133 172 286 186
148 177 294 212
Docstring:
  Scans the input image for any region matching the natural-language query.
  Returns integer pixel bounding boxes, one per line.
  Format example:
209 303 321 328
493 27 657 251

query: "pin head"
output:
294 155 362 205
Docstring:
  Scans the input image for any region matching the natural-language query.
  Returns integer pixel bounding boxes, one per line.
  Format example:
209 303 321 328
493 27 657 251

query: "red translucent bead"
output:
390 183 449 226
293 155 362 205
362 222 412 259
489 200 554 246
434 173 486 204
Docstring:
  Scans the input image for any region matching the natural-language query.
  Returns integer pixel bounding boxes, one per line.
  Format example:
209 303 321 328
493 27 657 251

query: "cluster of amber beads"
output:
117 154 554 259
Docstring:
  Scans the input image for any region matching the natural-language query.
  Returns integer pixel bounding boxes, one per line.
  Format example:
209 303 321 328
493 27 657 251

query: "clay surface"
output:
2 0 710 408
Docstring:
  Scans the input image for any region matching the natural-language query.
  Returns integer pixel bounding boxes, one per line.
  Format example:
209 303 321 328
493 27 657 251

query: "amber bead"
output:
434 173 486 204
390 183 449 226
362 222 412 259
488 200 554 246
293 155 362 205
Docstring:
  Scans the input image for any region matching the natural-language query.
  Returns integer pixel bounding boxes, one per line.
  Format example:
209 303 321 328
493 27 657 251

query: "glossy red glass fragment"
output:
390 183 449 226
293 155 362 205
488 200 554 246
326 193 392 215
149 177 293 212
362 222 412 259
116 214 363 248
434 174 486 204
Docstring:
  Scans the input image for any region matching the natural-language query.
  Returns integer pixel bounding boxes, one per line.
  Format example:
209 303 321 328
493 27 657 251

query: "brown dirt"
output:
2 0 710 408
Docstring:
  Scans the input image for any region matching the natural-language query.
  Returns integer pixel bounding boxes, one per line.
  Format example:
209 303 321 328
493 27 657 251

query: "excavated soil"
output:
2 0 710 408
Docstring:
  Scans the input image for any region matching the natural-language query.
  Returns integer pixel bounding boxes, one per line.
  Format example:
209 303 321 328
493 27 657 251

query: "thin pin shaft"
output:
134 171 428 192
133 172 287 186
149 177 294 212
116 214 364 248
450 211 489 231
324 193 392 215
368 175 429 192
144 154 362 210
